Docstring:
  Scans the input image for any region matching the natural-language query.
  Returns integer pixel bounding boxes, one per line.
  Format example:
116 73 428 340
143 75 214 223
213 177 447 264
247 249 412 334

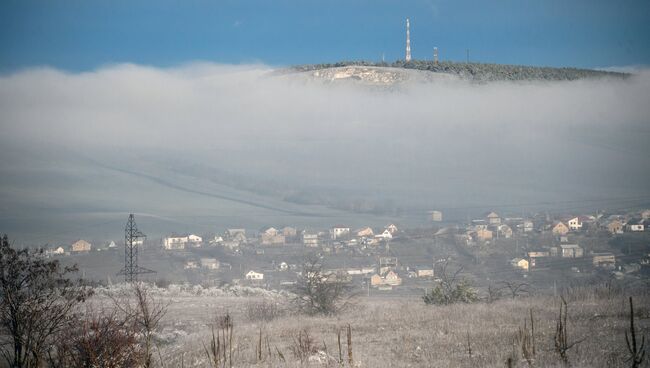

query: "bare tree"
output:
110 282 168 368
0 234 91 367
293 256 354 315
500 281 530 299
48 308 140 368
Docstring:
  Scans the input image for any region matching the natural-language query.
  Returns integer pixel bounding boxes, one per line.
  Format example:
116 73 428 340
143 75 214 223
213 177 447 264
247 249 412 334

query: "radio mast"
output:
405 18 412 62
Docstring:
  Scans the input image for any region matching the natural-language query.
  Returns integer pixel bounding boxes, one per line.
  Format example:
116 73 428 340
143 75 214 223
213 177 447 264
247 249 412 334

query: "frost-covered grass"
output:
92 284 650 368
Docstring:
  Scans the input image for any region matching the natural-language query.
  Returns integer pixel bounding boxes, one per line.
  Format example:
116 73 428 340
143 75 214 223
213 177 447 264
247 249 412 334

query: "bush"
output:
423 279 478 305
423 259 478 305
245 299 285 322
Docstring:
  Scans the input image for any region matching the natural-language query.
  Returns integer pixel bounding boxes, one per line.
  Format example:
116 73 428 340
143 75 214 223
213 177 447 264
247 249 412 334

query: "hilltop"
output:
289 60 628 83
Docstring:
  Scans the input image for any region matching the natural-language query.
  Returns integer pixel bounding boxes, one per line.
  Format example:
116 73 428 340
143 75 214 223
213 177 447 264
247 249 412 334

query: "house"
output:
642 210 650 220
516 220 534 233
282 226 297 238
210 236 224 245
430 211 443 222
592 253 616 269
200 258 220 270
245 271 264 280
71 240 92 252
261 227 279 236
221 240 240 250
163 235 187 250
384 271 402 286
528 251 550 258
375 229 393 240
510 258 529 271
385 224 399 235
552 222 570 236
476 228 493 241
302 232 319 247
417 269 434 278
260 227 285 245
567 217 583 231
355 227 374 238
626 219 645 232
330 225 350 240
560 244 584 258
163 234 201 250
486 212 501 225
46 246 66 257
184 260 199 269
370 271 402 286
607 220 625 234
187 234 202 247
370 274 383 286
346 267 375 276
107 241 118 249
497 224 513 238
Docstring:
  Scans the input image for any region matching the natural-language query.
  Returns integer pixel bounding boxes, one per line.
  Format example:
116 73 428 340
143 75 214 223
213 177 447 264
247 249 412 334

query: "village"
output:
44 207 650 296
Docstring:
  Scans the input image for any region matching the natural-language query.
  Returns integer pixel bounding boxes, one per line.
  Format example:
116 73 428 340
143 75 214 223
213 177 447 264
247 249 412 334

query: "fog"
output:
1 63 649 243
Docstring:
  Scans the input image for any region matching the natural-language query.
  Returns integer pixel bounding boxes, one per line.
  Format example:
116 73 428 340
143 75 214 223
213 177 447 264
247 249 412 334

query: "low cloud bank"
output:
1 63 649 240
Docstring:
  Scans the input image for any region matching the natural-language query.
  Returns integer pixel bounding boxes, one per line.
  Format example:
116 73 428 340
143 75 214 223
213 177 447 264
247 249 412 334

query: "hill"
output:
291 60 628 82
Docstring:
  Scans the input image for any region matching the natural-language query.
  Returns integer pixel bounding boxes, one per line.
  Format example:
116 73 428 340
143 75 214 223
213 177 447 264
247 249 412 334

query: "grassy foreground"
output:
143 283 650 368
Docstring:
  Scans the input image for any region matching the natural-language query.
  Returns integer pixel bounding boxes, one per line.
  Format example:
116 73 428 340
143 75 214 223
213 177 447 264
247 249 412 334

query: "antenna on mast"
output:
405 18 412 62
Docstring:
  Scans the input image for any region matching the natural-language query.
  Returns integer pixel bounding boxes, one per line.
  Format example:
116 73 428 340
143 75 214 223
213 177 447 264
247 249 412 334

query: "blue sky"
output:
1 0 649 72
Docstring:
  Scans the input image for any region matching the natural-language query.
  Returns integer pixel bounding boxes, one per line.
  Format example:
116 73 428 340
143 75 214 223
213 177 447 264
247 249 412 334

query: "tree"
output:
423 259 478 305
0 234 91 367
293 256 354 315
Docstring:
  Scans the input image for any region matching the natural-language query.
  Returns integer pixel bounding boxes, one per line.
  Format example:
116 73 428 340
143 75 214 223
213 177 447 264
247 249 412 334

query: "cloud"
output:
1 63 649 241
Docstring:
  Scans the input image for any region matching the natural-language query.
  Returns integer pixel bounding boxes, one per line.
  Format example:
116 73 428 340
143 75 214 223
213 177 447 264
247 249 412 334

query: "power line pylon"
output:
117 214 155 282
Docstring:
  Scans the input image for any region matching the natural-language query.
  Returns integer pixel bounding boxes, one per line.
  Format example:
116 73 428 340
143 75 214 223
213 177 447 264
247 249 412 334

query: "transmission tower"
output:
117 214 155 282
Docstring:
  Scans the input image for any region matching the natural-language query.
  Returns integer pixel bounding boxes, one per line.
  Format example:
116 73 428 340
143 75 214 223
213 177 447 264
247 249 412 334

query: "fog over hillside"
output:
1 63 649 244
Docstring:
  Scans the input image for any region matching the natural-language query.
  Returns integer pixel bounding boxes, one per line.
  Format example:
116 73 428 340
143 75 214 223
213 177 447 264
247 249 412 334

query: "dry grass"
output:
102 288 650 367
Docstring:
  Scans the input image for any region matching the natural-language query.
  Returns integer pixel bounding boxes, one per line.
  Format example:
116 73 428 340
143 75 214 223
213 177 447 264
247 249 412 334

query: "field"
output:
91 282 650 368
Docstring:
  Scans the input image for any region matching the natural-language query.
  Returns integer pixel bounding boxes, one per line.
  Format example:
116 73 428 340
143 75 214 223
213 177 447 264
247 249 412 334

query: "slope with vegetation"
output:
292 60 627 82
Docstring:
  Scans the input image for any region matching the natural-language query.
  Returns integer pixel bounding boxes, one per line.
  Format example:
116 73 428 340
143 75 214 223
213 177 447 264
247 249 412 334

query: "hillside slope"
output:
291 60 627 82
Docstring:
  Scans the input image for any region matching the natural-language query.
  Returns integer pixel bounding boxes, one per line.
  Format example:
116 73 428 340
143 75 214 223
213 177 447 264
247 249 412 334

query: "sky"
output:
2 0 650 72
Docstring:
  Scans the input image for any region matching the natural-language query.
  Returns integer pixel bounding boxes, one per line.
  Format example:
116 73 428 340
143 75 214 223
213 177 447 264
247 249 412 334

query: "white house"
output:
163 235 187 250
567 217 583 231
188 234 202 245
626 219 645 232
163 234 202 250
330 225 350 240
385 224 399 235
200 258 220 270
245 271 264 280
430 211 442 222
486 212 501 225
375 229 393 240
302 232 319 247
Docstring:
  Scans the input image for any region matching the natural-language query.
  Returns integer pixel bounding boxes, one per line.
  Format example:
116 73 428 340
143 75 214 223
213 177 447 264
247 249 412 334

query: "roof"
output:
332 225 350 229
560 244 582 249
486 212 500 218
